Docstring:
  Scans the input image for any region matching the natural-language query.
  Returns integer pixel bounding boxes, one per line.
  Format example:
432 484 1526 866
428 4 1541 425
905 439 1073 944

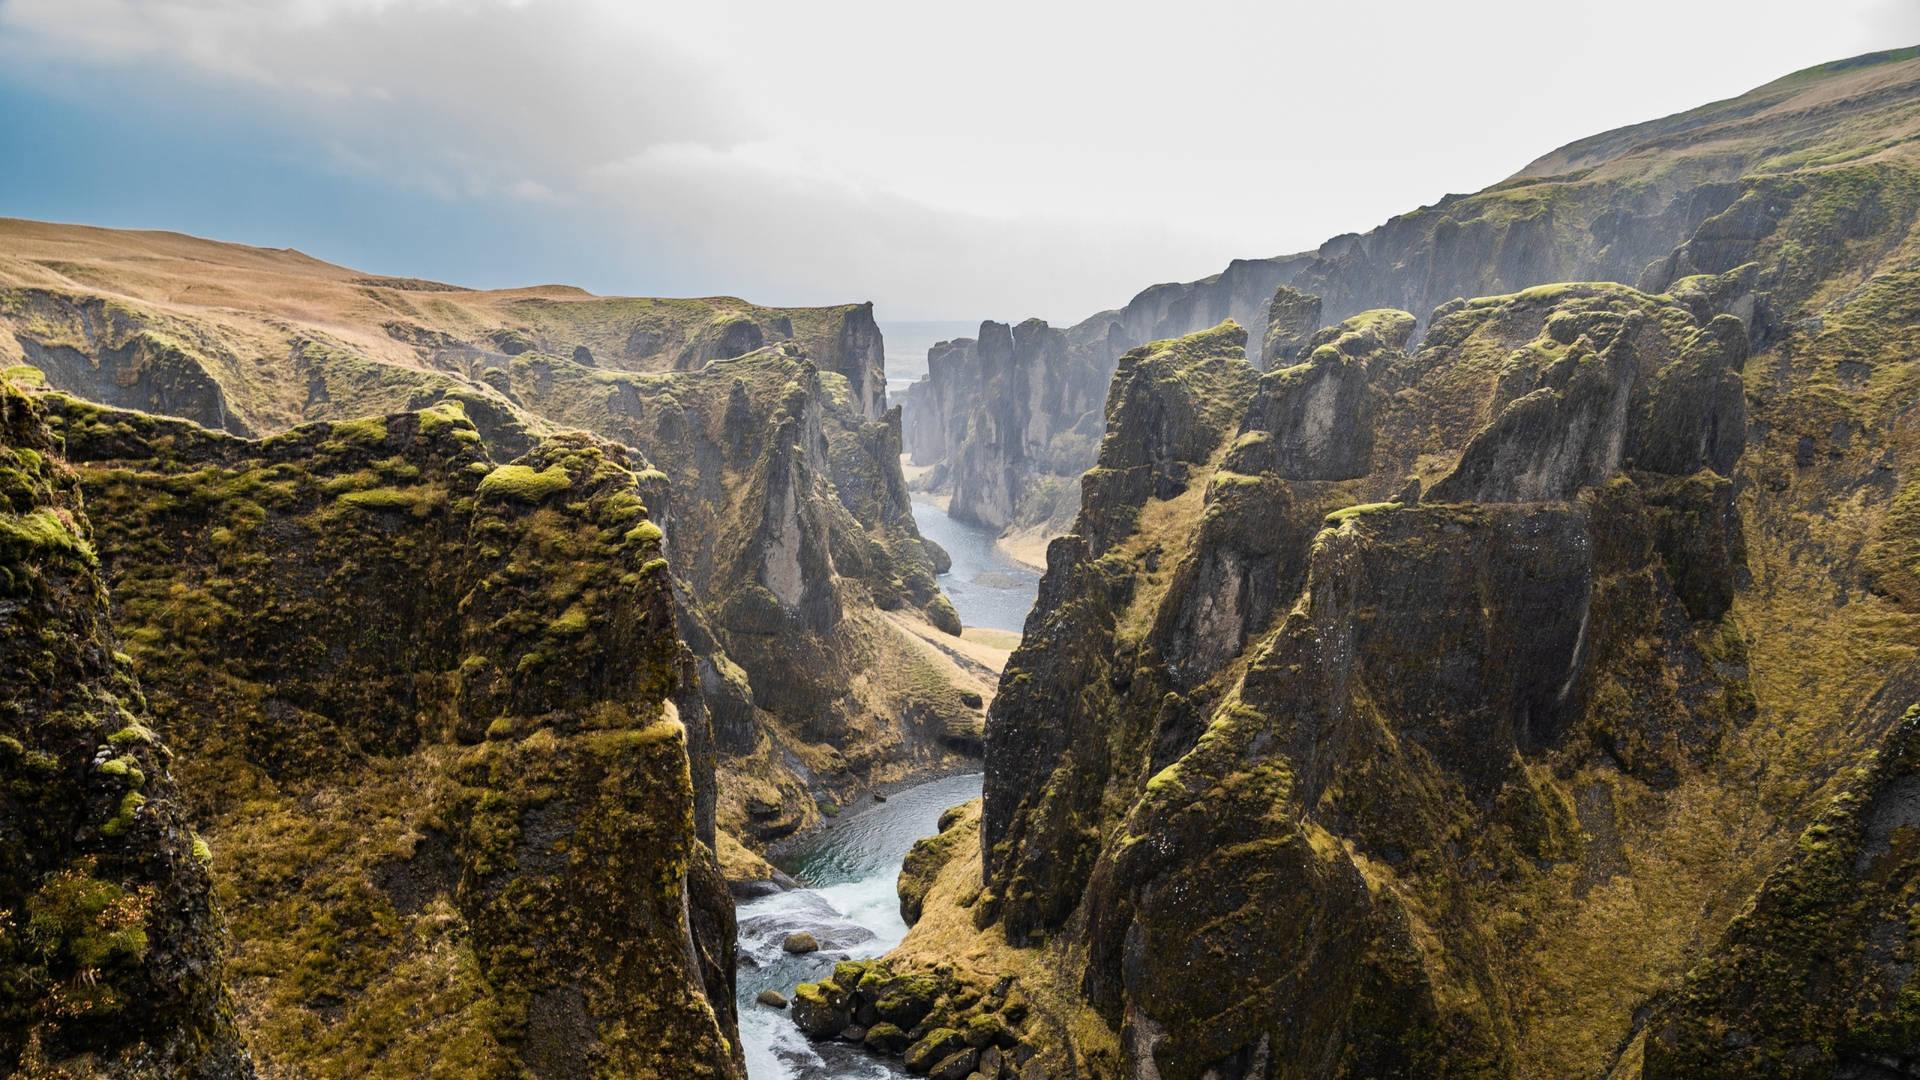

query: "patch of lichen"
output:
34 390 743 1078
0 375 249 1076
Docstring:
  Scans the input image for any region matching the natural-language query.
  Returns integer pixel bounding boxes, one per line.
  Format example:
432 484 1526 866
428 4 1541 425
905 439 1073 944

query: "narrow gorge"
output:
3 34 1920 1080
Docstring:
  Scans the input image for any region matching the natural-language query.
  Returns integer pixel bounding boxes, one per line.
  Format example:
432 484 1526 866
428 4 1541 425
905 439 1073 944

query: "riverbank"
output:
737 773 986 1080
909 498 1039 634
902 458 1050 577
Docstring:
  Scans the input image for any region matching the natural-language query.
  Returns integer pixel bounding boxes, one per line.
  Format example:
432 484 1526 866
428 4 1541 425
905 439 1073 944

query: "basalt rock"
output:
956 250 1920 1076
1260 284 1324 368
0 376 250 1078
35 393 746 1079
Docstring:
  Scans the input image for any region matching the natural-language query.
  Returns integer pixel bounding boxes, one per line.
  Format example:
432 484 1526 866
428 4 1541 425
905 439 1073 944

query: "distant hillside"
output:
903 46 1920 561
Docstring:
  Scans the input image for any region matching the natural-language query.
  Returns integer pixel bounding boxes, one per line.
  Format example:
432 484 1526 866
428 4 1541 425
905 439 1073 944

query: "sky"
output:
1 2 1917 323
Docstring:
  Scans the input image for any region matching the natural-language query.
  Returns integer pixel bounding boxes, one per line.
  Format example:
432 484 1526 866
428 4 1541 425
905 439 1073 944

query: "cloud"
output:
0 0 754 199
3 0 1918 323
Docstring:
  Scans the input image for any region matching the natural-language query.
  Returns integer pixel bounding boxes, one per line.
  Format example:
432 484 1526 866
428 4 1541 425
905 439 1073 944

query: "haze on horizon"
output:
2 0 1916 324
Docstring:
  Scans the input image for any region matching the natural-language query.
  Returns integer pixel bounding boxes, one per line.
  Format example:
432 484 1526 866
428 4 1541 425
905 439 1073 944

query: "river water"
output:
909 500 1040 633
732 502 1031 1078
735 773 987 1080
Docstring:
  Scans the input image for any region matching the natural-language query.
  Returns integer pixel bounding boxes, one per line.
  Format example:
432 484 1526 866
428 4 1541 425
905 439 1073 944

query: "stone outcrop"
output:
918 177 1920 1072
1260 283 1323 368
20 391 747 1078
0 376 250 1078
489 343 980 840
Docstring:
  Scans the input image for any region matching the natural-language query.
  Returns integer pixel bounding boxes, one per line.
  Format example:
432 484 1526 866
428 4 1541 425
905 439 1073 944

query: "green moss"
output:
326 417 389 446
0 507 96 565
107 723 157 747
338 486 443 515
625 520 664 545
1324 501 1397 524
3 363 47 387
548 606 589 635
475 463 571 502
98 790 147 837
95 757 145 787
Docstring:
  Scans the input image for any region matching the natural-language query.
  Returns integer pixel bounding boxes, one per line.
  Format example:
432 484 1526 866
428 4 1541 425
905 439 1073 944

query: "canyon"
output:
4 41 1920 1080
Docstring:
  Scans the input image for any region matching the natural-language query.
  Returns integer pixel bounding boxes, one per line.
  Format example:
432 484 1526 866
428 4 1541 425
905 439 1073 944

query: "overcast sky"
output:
2 1 1917 322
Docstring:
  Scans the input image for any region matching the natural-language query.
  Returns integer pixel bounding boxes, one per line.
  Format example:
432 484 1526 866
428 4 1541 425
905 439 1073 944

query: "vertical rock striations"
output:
910 218 1920 1074
0 376 251 1078
38 395 746 1080
901 48 1920 556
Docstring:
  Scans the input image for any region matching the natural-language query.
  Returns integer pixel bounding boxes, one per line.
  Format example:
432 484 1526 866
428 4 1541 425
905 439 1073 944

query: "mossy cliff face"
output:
901 48 1920 556
38 394 745 1080
932 234 1920 1075
1644 706 1920 1077
900 269 1298 543
0 377 250 1077
483 343 981 842
0 224 982 848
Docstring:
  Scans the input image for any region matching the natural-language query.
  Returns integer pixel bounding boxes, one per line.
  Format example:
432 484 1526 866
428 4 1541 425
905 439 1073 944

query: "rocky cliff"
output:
902 47 1920 559
482 342 983 840
0 225 988 849
8 388 748 1079
0 376 250 1078
895 168 1920 1076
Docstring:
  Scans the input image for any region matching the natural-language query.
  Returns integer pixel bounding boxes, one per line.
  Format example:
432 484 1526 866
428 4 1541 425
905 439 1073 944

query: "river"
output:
732 502 1033 1078
735 773 986 1079
908 499 1040 633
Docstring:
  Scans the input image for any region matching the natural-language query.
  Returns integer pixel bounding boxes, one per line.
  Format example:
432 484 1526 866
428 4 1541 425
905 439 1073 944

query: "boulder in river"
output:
782 931 820 953
792 981 851 1038
756 989 789 1009
864 1022 911 1054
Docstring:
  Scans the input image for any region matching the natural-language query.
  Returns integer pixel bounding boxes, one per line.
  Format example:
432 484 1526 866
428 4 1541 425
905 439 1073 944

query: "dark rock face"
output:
1239 310 1411 482
0 378 251 1077
973 277 1797 1077
33 395 746 1079
1260 284 1324 368
9 290 248 437
902 262 1313 536
905 318 1109 534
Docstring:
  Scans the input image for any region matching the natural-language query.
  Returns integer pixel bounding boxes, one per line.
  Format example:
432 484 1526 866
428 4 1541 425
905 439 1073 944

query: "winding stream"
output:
733 505 1031 1078
736 773 986 1079
909 499 1040 633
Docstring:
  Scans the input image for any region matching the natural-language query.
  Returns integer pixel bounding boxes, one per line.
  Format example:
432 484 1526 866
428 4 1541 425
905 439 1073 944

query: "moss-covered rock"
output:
1644 705 1920 1077
36 394 744 1079
962 245 1908 1076
0 376 250 1077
